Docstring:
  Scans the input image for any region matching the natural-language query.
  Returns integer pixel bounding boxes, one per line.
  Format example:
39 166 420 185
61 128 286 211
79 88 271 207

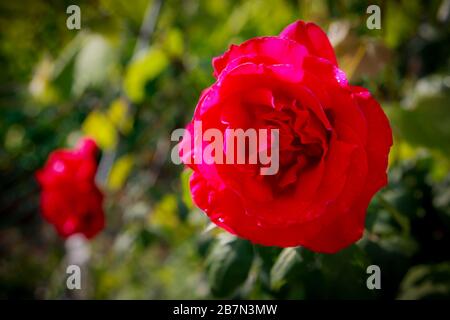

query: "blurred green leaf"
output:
385 1 420 48
270 247 303 290
181 169 194 209
316 245 375 299
206 234 254 297
1 0 450 300
123 48 169 103
108 154 134 191
388 77 450 156
82 110 118 150
163 29 184 58
73 34 116 96
398 263 450 299
108 98 133 135
50 32 86 99
150 194 179 229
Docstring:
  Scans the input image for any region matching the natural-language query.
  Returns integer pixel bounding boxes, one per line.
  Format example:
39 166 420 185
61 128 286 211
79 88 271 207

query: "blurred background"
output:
0 0 449 299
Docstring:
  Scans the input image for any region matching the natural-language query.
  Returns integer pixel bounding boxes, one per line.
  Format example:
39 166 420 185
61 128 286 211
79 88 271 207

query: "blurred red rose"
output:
182 20 393 253
36 138 105 239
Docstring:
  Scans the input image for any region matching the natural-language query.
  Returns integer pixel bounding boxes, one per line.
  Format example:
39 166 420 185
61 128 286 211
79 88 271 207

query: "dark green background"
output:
0 0 449 299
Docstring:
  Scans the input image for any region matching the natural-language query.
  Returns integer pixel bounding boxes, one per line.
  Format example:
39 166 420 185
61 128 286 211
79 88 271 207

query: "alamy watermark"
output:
66 5 81 30
366 264 381 290
66 264 81 290
171 121 280 175
366 5 381 30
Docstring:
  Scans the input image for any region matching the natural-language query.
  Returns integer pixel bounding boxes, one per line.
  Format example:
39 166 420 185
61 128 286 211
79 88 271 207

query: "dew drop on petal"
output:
53 161 65 173
335 68 348 86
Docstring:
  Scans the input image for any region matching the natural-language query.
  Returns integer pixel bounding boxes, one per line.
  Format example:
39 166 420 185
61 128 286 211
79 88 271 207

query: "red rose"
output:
36 138 105 239
181 20 392 253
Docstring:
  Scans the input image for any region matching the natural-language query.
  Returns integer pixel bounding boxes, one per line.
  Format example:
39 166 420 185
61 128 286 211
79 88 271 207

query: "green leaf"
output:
181 169 194 209
316 245 376 299
206 234 254 297
108 154 134 191
270 247 304 290
163 29 184 58
384 1 419 48
82 110 118 150
388 76 450 156
123 48 169 103
73 34 116 96
107 98 133 135
398 263 450 299
41 32 86 101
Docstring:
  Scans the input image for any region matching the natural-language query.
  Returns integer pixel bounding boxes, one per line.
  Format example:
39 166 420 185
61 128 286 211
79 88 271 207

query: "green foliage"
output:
206 234 254 298
73 35 117 96
398 263 450 299
124 48 169 103
270 248 306 291
0 0 449 300
388 77 450 156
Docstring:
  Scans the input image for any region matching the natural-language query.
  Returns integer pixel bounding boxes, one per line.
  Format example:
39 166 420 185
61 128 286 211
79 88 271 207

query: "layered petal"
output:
184 20 392 253
36 138 105 239
279 20 338 66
